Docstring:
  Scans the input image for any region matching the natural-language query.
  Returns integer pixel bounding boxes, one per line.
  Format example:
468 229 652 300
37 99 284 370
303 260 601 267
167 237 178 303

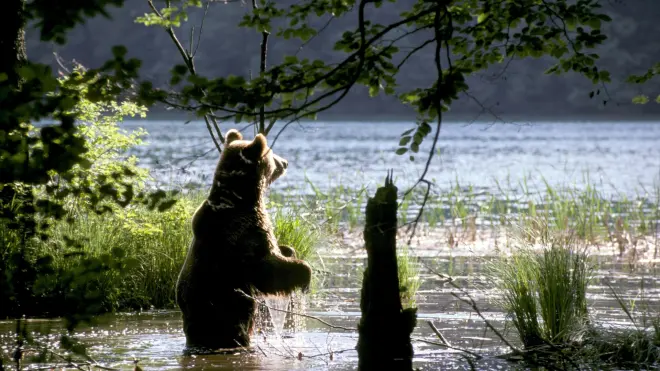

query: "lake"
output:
123 120 660 198
1 120 659 370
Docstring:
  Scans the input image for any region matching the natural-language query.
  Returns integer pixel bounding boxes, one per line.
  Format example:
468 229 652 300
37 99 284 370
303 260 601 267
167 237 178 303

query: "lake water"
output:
2 256 660 370
123 120 660 197
2 120 659 369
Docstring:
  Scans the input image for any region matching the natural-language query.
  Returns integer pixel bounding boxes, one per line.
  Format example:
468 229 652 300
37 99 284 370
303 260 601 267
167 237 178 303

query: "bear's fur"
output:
175 129 312 351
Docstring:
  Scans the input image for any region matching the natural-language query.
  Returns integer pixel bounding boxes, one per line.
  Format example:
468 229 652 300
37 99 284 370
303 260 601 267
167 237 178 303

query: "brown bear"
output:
175 128 312 352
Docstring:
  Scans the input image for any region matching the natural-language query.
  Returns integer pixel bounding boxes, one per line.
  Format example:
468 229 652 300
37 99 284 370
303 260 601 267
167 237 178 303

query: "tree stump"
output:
357 170 417 370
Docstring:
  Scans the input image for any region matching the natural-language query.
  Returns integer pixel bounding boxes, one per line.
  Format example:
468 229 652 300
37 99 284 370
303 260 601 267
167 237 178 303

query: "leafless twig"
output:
146 0 224 152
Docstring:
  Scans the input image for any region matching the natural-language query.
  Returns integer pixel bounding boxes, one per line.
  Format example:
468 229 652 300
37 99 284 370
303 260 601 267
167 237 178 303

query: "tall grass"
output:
583 287 660 368
397 245 421 309
269 200 324 262
281 173 659 254
487 224 593 348
1 191 329 317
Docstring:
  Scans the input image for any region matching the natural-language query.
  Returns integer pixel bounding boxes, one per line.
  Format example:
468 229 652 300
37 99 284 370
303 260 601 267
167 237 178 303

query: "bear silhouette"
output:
175 129 312 351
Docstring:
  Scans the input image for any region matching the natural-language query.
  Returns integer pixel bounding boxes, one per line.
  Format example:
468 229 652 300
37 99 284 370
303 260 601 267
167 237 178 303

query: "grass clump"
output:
397 245 421 309
270 200 325 263
488 223 593 348
581 285 660 369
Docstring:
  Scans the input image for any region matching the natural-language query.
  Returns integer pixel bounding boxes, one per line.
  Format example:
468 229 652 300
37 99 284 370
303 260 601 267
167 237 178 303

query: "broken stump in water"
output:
357 170 417 371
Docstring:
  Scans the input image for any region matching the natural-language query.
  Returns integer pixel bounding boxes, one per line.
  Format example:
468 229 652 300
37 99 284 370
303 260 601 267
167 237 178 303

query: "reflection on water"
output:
2 255 659 370
121 121 660 199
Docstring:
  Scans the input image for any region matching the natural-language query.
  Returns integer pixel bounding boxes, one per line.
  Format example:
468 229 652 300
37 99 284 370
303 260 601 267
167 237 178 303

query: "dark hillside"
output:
26 0 660 120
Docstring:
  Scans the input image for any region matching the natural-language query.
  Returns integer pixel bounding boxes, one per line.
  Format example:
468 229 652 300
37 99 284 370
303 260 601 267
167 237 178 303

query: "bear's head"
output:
208 129 287 209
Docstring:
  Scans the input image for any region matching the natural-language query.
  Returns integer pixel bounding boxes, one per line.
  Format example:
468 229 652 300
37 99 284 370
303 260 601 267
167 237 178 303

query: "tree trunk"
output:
0 0 27 86
357 171 417 370
0 0 33 321
0 0 31 223
0 0 30 224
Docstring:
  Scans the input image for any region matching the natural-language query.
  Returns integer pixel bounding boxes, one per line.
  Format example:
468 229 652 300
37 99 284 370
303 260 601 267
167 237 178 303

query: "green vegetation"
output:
0 191 328 318
6 164 657 320
3 0 660 369
397 245 421 309
486 220 660 369
487 226 592 348
274 174 660 255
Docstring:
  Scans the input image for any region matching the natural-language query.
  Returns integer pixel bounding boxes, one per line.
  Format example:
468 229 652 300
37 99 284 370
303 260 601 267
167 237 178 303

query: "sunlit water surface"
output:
122 120 660 198
2 256 660 370
3 120 659 369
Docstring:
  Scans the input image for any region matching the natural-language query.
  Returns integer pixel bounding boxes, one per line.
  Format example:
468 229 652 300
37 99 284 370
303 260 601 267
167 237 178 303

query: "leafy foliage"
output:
627 62 660 104
134 0 615 146
0 63 169 329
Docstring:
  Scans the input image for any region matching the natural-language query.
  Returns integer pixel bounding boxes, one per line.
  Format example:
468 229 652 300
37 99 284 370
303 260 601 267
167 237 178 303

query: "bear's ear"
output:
225 129 243 144
242 133 268 161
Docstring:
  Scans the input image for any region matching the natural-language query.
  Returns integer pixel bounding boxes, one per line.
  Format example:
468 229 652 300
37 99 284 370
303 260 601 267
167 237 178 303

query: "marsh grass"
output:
581 284 660 369
487 225 593 348
397 245 421 309
270 200 325 263
487 219 660 369
1 190 330 317
287 174 659 255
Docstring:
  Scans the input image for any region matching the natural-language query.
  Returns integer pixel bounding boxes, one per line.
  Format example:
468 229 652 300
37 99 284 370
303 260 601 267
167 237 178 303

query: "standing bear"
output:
175 129 312 351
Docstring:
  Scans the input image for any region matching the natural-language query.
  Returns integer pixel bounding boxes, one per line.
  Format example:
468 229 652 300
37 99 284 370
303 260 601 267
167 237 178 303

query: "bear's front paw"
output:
294 261 313 294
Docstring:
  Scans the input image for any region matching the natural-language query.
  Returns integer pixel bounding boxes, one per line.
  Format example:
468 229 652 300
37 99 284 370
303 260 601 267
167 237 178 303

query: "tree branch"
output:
147 0 224 152
403 1 448 242
252 0 270 134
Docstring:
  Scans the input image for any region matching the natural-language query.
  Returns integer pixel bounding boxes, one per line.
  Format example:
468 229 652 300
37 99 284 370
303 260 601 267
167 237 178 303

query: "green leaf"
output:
477 13 488 24
112 45 128 59
18 65 36 80
632 95 650 104
401 128 415 136
399 136 411 146
395 147 408 155
369 85 379 97
586 18 601 29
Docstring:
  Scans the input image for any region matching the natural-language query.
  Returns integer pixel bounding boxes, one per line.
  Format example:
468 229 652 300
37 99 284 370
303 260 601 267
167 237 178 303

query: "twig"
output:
411 337 482 359
198 5 441 119
294 16 336 57
146 0 224 152
450 291 519 354
402 4 448 244
251 0 270 134
423 261 521 355
427 320 451 346
192 1 211 57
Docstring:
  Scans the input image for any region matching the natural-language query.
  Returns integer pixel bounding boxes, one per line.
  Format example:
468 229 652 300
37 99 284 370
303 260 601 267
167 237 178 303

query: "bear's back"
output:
191 200 277 258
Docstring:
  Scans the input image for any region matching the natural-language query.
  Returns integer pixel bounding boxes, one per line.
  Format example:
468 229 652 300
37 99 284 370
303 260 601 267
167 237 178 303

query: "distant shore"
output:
138 110 660 123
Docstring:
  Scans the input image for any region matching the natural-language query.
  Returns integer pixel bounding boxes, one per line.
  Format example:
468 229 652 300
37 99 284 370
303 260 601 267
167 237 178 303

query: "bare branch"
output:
147 0 224 152
252 0 271 134
396 39 435 71
193 1 211 57
294 16 336 57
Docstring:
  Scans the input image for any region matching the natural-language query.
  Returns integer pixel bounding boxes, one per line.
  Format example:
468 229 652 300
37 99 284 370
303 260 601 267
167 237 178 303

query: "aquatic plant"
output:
397 245 421 309
580 282 660 369
487 223 593 348
285 172 660 255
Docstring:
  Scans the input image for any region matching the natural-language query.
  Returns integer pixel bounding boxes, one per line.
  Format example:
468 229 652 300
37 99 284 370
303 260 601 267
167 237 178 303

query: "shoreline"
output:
134 111 660 123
